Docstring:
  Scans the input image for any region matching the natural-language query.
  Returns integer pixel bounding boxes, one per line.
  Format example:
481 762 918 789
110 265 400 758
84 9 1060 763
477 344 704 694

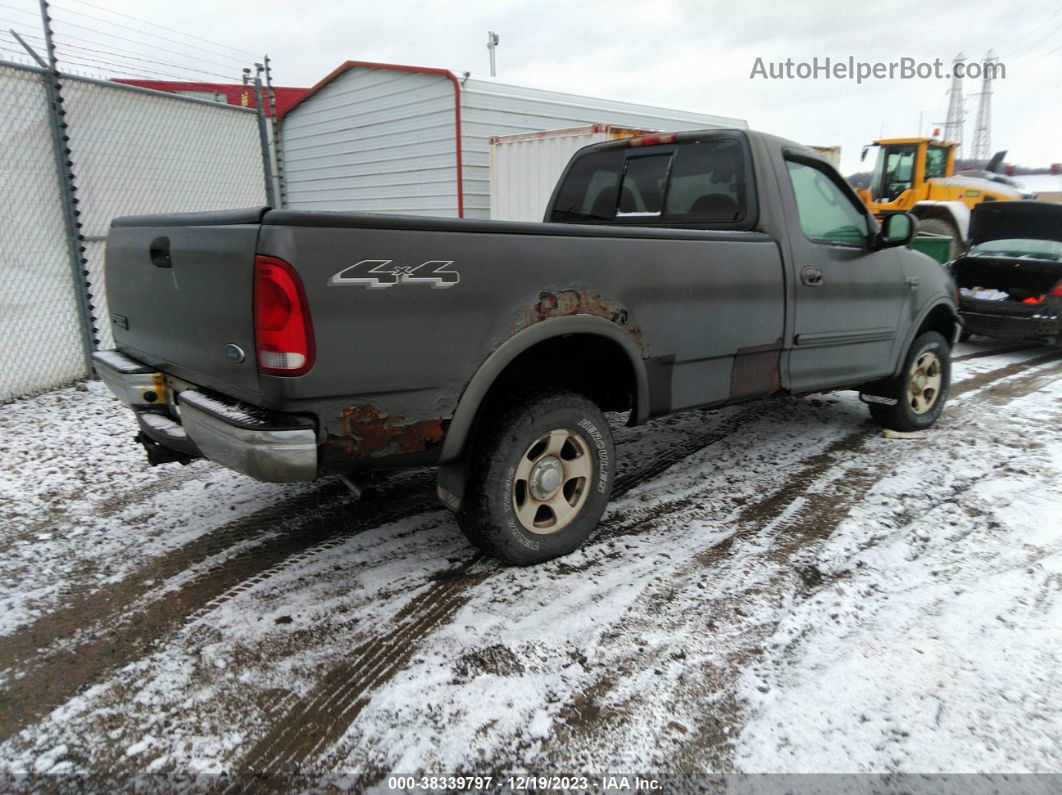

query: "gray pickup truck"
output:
95 129 959 564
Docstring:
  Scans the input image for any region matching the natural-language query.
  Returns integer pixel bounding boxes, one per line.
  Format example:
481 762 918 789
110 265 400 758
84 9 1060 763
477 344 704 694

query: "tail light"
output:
254 255 314 376
1052 282 1062 298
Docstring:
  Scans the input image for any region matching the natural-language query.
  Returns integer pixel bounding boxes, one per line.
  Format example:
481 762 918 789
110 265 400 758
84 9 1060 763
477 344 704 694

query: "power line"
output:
0 2 38 19
0 29 196 80
1023 39 1062 68
1 26 238 81
52 34 240 80
1002 6 1061 52
61 0 257 58
47 2 251 66
1003 14 1062 63
44 14 250 72
56 53 224 82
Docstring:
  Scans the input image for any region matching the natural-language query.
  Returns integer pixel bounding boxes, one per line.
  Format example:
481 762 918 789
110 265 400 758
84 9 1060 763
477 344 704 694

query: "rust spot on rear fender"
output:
515 289 647 355
326 404 447 459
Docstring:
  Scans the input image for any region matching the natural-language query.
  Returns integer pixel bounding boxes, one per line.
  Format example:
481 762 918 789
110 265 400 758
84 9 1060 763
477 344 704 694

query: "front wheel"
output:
457 388 614 565
916 217 963 260
868 330 951 432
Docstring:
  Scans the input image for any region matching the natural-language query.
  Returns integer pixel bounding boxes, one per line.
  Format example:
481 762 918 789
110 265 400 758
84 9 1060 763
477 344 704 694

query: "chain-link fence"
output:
62 77 268 350
0 59 268 400
0 62 87 399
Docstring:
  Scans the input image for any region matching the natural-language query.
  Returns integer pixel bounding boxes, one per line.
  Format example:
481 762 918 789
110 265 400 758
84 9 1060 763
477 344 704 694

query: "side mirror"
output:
876 212 916 248
861 145 870 162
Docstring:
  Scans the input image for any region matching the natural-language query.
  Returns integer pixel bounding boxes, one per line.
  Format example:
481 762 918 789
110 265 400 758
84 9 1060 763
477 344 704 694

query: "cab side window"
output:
786 159 867 246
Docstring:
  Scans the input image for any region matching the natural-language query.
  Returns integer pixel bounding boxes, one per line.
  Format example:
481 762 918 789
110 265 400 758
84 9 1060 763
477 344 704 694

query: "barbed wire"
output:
59 0 258 58
0 24 242 81
47 2 251 67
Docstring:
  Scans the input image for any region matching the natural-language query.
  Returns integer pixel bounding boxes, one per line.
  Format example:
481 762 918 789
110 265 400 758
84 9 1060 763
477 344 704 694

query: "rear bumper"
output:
92 350 319 483
959 307 1061 343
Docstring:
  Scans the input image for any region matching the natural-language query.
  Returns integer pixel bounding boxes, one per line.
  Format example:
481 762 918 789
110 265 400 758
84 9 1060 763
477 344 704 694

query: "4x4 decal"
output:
327 259 460 289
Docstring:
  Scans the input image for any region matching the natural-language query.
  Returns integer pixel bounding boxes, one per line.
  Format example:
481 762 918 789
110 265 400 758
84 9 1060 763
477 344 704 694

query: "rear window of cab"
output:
549 137 753 229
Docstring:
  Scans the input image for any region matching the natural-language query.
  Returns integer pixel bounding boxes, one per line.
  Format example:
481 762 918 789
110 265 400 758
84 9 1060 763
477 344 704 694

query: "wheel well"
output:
917 304 959 344
911 205 964 240
481 334 636 418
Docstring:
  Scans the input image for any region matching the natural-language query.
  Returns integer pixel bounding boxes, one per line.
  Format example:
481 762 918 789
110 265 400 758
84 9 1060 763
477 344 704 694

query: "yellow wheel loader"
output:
855 137 1033 259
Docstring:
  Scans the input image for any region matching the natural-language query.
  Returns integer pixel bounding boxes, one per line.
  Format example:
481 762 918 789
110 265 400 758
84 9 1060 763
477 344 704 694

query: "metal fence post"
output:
251 65 276 208
38 0 97 371
264 54 286 208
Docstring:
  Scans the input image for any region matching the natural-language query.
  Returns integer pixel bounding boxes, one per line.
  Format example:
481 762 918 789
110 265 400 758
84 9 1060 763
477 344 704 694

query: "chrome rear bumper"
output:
92 350 319 483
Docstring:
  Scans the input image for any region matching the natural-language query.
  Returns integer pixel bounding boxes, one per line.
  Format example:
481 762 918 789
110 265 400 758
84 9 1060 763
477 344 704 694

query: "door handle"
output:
149 236 172 268
801 266 824 286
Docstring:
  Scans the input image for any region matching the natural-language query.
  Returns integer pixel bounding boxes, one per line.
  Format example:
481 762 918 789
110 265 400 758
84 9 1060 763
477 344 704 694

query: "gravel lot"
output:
0 339 1060 781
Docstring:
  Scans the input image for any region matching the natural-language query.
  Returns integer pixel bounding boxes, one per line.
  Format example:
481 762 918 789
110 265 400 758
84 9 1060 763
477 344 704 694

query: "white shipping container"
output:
811 145 842 170
489 125 653 222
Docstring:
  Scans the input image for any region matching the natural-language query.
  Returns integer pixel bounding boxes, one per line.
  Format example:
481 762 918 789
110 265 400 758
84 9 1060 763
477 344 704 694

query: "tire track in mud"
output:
235 564 490 779
951 343 1040 363
0 478 438 742
951 349 1062 397
2 346 1051 752
529 353 1062 771
225 351 1059 776
220 407 778 778
0 404 766 745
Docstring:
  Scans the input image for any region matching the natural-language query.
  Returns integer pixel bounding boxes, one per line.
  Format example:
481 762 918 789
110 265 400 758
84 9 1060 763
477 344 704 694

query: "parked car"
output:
951 202 1062 346
94 129 960 565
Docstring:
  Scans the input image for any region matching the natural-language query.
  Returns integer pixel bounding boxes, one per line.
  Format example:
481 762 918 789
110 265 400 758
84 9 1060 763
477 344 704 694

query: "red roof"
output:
279 60 458 119
113 80 309 117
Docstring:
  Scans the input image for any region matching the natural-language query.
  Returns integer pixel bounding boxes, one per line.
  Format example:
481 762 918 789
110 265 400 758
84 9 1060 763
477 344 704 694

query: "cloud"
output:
49 0 1062 171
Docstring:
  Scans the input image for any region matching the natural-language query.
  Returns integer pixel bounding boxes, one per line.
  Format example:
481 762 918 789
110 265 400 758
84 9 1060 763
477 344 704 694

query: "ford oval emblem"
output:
224 343 246 363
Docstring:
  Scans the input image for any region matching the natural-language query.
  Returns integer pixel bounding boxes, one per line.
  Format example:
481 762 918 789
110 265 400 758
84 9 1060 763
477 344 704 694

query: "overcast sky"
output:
4 0 1061 174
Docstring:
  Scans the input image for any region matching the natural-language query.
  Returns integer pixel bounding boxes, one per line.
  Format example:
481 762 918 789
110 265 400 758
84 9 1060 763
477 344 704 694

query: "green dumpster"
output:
911 233 954 264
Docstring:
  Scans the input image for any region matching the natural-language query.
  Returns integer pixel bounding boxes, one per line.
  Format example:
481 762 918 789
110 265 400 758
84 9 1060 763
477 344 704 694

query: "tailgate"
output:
105 208 268 397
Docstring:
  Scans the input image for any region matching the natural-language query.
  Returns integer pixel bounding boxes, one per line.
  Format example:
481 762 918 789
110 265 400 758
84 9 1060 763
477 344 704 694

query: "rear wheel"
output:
868 331 951 432
457 389 614 565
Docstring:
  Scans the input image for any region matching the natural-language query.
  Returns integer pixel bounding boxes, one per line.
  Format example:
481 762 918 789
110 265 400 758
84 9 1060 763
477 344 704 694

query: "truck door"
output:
782 156 907 391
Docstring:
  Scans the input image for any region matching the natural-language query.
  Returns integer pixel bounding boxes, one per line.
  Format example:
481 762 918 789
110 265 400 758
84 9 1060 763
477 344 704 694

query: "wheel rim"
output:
512 428 592 534
908 350 943 415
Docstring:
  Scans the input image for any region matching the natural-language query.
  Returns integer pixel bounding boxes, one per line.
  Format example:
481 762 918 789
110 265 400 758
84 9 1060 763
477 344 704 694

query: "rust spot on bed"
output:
515 289 647 355
327 404 447 458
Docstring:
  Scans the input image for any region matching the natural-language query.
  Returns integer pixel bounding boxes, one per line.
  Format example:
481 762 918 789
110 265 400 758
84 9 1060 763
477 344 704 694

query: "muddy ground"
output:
0 339 1059 782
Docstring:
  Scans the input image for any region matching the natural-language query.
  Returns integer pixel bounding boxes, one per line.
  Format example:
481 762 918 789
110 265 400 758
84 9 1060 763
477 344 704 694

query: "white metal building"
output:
279 61 746 219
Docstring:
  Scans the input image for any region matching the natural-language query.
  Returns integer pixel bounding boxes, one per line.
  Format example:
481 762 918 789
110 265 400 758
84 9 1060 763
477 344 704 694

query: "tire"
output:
868 331 951 432
457 388 614 565
916 217 963 260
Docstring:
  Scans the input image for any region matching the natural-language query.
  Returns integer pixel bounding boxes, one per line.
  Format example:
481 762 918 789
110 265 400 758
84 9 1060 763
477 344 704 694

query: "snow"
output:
736 371 1062 772
0 340 1060 778
1016 173 1062 195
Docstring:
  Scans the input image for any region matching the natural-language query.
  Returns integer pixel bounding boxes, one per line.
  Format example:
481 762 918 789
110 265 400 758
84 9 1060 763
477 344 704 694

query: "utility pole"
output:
971 50 997 163
487 30 499 77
